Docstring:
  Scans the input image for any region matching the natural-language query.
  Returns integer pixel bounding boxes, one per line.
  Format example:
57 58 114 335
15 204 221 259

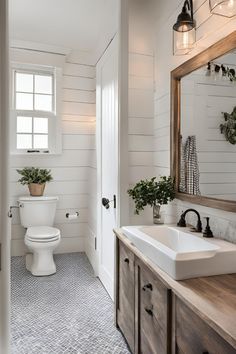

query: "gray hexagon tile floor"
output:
11 253 131 354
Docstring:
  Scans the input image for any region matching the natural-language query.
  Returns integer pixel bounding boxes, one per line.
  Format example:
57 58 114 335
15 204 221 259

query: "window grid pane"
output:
16 73 33 93
17 134 32 149
15 71 54 113
34 94 52 111
33 117 48 134
16 93 34 110
17 116 32 133
33 134 48 149
35 75 53 94
14 69 55 151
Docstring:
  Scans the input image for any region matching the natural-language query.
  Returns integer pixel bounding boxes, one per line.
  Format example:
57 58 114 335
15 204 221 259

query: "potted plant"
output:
17 167 53 196
127 176 175 224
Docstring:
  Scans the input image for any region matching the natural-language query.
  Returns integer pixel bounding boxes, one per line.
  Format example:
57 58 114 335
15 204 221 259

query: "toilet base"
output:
25 250 56 276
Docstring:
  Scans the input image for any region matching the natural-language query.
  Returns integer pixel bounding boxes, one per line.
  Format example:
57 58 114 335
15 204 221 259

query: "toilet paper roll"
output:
66 212 79 219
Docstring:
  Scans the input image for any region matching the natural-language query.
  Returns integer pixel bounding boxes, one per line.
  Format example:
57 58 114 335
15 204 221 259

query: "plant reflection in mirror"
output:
220 106 236 145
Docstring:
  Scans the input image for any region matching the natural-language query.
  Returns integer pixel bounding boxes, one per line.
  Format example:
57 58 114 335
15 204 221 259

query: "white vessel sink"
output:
122 225 236 280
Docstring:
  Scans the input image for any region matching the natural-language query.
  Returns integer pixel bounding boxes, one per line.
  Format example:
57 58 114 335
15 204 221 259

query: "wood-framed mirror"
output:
171 31 236 212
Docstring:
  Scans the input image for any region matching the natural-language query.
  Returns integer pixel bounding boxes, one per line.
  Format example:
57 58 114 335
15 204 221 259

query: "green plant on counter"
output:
220 106 236 145
17 167 53 185
127 176 175 215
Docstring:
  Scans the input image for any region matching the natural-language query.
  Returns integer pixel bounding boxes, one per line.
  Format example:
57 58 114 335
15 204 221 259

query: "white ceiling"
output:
9 0 118 53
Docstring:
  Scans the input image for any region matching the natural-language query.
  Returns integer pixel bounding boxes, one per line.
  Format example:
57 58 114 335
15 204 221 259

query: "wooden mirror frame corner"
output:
170 31 236 213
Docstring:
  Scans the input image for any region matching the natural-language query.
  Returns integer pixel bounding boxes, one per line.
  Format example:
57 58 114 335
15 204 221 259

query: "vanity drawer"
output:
175 298 236 354
137 260 171 354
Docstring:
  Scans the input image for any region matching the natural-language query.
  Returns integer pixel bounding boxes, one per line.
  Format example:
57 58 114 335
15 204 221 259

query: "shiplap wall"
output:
128 0 155 224
154 0 236 242
86 143 97 271
181 56 236 199
10 48 96 256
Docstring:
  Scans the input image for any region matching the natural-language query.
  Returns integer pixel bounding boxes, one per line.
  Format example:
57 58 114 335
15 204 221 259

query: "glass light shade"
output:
173 28 196 55
209 0 236 17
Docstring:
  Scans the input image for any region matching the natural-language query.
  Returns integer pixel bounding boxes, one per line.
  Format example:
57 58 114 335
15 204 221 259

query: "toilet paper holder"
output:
66 212 79 219
8 204 23 218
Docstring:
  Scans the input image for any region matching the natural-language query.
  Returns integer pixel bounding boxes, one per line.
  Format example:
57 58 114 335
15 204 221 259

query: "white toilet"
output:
18 196 61 276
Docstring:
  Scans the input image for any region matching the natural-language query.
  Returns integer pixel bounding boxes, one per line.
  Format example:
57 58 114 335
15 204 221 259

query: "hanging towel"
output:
179 136 186 193
180 135 201 195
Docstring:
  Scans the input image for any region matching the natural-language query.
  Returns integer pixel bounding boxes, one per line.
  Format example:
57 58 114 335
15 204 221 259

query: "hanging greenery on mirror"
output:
220 106 236 145
206 61 236 82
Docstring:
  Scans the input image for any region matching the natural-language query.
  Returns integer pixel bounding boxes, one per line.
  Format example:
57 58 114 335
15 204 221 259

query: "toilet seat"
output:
26 226 60 243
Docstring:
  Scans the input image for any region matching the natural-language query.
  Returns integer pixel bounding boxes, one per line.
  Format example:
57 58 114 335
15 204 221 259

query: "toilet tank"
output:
18 196 59 228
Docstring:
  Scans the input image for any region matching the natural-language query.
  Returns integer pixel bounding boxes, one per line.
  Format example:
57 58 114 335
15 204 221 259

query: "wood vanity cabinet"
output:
136 259 171 354
174 297 236 354
116 240 135 353
116 239 171 354
116 236 236 354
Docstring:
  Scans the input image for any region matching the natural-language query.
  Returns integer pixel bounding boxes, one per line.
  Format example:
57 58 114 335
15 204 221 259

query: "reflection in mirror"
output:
180 50 236 201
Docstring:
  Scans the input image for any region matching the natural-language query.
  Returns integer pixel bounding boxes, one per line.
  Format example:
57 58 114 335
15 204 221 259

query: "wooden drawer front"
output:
138 262 170 354
117 241 135 353
176 298 236 354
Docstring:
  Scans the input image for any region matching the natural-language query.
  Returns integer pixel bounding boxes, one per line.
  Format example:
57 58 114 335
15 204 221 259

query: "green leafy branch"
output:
127 176 175 215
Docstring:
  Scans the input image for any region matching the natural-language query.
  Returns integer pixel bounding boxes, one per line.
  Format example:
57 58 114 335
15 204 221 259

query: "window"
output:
11 64 62 154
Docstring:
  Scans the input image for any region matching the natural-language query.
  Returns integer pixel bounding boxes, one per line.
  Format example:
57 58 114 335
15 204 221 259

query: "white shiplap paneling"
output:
154 0 236 242
10 48 96 255
128 0 155 225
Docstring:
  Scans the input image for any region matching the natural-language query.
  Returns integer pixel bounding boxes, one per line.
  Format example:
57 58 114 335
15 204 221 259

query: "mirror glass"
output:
180 50 236 201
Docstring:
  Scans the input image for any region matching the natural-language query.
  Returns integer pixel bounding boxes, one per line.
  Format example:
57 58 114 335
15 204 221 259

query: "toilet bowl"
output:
25 226 61 276
18 196 61 276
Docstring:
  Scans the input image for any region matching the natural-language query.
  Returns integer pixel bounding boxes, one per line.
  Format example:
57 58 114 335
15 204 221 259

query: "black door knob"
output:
102 197 110 209
124 258 129 264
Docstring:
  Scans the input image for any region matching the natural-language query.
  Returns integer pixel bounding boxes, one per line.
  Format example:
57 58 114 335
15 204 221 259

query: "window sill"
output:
10 151 62 156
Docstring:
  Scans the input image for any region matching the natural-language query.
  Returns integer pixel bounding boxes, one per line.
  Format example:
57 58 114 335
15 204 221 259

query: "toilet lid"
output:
26 226 60 240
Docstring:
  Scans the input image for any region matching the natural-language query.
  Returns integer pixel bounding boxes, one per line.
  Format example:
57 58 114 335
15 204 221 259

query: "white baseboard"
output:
99 266 114 300
85 242 98 276
85 226 98 275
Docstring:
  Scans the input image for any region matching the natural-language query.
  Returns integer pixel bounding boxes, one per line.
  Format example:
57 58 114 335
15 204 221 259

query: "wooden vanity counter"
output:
114 228 236 352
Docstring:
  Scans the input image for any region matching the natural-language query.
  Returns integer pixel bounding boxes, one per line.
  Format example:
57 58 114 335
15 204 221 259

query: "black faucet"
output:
177 208 202 232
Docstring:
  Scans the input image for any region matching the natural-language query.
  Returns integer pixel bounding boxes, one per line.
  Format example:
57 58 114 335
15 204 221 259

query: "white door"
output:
97 36 119 300
0 0 11 352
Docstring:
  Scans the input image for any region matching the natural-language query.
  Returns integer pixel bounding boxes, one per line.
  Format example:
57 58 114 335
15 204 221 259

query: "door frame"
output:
0 0 11 352
96 0 129 290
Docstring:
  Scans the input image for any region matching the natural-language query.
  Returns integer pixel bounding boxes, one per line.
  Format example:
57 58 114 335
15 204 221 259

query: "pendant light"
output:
173 0 196 55
209 0 236 17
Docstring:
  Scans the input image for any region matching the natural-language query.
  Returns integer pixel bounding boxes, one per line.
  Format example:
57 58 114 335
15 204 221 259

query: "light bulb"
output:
182 32 189 49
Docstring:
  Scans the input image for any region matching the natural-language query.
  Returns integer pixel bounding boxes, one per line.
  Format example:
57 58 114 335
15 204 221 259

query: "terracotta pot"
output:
28 183 46 196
